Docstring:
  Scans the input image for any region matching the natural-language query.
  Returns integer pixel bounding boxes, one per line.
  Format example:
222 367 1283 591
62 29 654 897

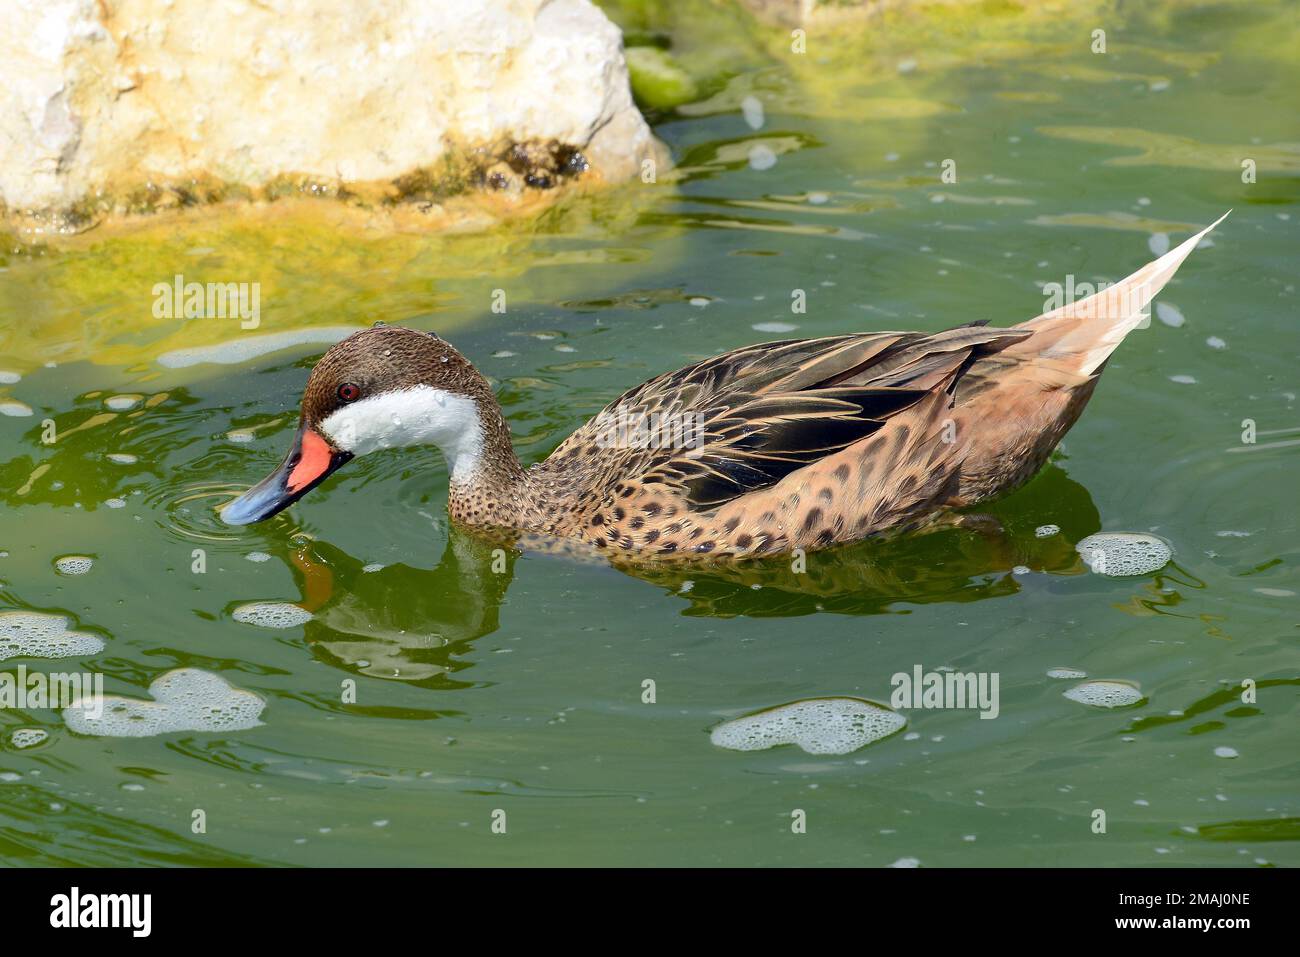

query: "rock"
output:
0 0 665 233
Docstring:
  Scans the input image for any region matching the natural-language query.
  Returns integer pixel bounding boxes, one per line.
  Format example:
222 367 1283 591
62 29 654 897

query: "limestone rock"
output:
0 0 664 232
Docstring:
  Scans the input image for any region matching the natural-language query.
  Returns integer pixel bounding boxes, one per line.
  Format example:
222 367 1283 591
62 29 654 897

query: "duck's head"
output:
221 326 500 525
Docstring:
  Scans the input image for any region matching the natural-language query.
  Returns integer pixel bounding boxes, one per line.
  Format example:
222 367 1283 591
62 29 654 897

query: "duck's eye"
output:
337 383 361 402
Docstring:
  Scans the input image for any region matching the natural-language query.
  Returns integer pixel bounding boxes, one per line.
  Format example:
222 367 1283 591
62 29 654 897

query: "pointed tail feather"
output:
1013 211 1229 376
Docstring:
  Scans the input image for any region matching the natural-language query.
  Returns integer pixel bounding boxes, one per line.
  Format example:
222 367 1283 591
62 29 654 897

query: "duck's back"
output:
528 326 1030 557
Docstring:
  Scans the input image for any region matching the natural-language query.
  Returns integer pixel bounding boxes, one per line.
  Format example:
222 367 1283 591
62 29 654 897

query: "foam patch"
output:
232 602 312 628
1063 680 1144 708
1076 533 1171 577
710 697 906 755
11 729 48 749
0 611 105 660
63 668 265 737
1047 667 1087 679
54 556 94 575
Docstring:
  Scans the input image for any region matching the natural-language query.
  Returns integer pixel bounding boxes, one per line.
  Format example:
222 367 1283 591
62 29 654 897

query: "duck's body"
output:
222 214 1226 560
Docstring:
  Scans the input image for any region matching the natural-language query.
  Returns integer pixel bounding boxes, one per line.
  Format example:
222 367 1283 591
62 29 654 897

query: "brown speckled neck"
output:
445 390 530 530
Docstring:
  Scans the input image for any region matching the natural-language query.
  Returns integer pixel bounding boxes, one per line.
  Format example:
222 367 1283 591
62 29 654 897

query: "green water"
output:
1 0 1296 866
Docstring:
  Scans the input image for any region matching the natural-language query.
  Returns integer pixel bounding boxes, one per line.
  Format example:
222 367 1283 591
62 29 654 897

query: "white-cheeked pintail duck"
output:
222 214 1227 560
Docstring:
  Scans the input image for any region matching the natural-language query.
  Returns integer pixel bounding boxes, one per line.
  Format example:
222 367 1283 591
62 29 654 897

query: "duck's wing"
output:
548 326 1030 511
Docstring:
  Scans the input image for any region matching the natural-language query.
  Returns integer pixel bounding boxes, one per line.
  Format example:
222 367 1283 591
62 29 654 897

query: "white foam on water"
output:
232 602 312 629
105 498 126 509
245 552 272 563
0 371 20 384
54 555 94 576
1076 533 1171 577
888 857 921 868
63 668 265 738
156 326 361 368
0 611 106 660
361 563 385 573
11 729 48 749
227 430 255 443
710 697 906 755
1148 232 1171 256
1063 680 1144 708
0 400 33 417
1206 336 1226 349
1155 301 1185 327
104 394 143 410
106 453 138 464
1169 374 1197 384
748 144 777 170
1047 667 1087 679
753 322 798 333
741 95 765 130
1214 746 1239 759
1035 524 1060 538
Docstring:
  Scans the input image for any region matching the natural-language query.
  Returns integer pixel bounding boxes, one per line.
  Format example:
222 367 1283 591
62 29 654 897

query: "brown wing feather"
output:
547 326 1030 512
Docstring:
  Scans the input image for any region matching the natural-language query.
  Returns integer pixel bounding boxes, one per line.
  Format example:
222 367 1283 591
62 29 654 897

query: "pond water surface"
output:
0 0 1296 865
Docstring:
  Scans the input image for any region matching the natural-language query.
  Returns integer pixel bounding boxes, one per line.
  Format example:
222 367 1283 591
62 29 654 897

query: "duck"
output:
222 213 1227 560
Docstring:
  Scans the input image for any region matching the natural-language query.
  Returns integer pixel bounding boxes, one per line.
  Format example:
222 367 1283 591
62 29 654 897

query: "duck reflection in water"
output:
282 464 1124 684
288 530 515 688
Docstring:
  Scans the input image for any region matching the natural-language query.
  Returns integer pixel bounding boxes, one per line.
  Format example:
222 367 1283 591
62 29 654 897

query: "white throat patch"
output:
318 385 484 483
